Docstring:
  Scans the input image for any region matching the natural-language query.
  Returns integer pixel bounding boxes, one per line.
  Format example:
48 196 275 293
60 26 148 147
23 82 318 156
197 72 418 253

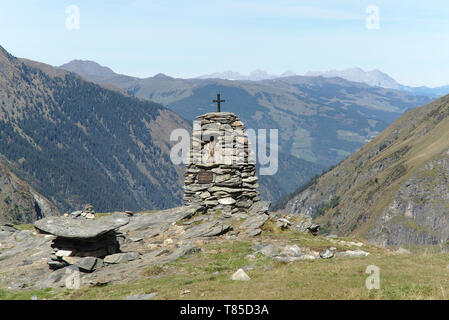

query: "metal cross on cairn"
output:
213 93 225 112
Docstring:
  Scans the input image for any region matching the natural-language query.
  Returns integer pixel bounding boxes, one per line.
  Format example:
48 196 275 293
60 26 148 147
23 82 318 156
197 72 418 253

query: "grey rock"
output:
218 197 236 205
236 200 253 208
216 177 242 187
247 201 271 215
245 254 257 260
182 221 232 239
0 231 11 241
204 200 219 206
230 268 250 281
240 214 269 230
55 249 72 257
14 230 32 242
244 228 262 237
76 257 102 272
335 250 370 258
396 247 411 254
142 249 170 260
276 218 292 229
273 256 304 263
121 205 202 232
257 244 279 257
157 245 201 263
0 224 18 233
319 248 335 259
280 245 302 257
34 214 130 239
125 292 158 300
47 259 68 270
215 174 232 183
291 216 313 233
104 252 140 264
34 267 69 289
242 176 258 184
208 186 243 193
70 210 83 217
0 236 50 262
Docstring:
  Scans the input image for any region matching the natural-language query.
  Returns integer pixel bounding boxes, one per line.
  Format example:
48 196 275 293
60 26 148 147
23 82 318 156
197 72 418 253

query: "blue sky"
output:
1 0 448 87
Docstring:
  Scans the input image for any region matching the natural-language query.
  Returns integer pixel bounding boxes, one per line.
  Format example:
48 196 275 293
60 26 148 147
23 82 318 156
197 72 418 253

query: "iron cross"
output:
213 93 225 112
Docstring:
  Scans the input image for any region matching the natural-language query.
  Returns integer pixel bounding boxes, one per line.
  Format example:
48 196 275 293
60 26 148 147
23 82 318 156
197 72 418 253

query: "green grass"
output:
14 223 34 231
2 229 449 300
49 243 449 300
0 288 55 300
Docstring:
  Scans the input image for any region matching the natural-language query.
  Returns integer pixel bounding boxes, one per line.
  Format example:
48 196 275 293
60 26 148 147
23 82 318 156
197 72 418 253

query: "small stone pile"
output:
183 112 262 215
47 231 123 270
34 213 129 271
69 203 96 219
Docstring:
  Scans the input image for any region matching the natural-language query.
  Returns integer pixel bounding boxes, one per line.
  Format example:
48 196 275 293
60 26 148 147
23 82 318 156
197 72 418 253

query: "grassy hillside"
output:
2 226 449 300
280 94 449 246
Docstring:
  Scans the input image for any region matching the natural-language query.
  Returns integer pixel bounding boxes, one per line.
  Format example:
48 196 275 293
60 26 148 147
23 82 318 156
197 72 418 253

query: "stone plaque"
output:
197 171 214 184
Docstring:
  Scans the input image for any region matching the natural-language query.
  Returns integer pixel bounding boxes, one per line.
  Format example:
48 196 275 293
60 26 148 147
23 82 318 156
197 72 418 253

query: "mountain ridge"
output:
0 155 59 224
0 46 325 218
0 45 191 217
58 59 433 168
60 60 449 98
279 93 449 246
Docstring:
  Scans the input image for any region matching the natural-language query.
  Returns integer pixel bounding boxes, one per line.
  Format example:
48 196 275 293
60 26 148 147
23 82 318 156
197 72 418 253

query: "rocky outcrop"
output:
366 156 449 246
279 94 449 246
9 204 266 288
0 160 59 224
35 212 130 270
35 213 129 239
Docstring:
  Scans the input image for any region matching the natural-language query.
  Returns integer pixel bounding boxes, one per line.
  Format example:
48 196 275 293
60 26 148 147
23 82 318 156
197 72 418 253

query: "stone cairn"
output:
183 112 261 215
36 205 128 271
67 203 95 219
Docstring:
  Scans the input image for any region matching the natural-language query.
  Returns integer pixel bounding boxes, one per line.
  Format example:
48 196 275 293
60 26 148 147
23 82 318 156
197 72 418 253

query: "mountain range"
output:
130 66 448 99
196 69 297 81
59 60 432 169
279 93 449 246
0 47 326 222
0 47 441 225
307 68 449 98
197 67 449 98
306 68 401 90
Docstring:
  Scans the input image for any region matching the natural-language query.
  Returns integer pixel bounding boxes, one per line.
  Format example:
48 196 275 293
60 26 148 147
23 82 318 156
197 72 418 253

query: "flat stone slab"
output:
34 214 130 239
181 221 232 239
240 214 269 230
335 250 370 258
247 201 271 215
104 252 140 264
121 205 202 232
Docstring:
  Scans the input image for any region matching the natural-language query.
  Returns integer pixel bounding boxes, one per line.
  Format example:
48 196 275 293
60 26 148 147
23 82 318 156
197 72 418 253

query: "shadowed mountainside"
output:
0 46 191 216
